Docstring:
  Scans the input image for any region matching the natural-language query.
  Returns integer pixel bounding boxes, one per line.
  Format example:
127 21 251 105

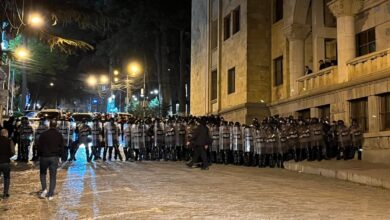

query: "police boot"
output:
276 154 281 168
279 154 284 168
103 147 108 161
293 149 299 162
336 147 342 160
343 147 349 160
117 147 123 161
108 148 113 161
252 154 258 166
224 150 229 165
357 146 362 160
305 147 311 161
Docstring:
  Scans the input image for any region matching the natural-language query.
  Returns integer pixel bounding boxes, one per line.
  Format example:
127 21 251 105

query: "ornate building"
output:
190 0 390 163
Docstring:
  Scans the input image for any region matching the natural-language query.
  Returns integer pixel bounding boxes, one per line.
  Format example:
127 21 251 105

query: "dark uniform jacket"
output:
0 136 15 163
190 124 212 146
38 128 64 157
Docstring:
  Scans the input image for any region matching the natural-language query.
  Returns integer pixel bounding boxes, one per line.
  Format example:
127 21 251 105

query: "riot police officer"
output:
123 119 132 160
153 119 165 160
91 118 103 161
232 122 243 165
164 119 176 161
18 117 33 162
350 119 363 160
243 124 255 167
76 118 92 162
336 120 351 160
219 121 231 165
210 123 219 163
32 117 48 161
58 117 74 161
103 118 121 161
175 119 186 161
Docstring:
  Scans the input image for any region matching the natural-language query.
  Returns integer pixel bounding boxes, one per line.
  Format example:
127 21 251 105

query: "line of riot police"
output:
9 114 363 167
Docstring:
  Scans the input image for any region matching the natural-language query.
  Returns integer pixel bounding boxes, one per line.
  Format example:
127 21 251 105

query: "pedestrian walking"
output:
0 129 15 199
186 118 212 170
37 120 64 200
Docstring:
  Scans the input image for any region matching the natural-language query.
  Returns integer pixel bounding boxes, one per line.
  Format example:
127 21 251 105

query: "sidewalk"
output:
284 160 390 189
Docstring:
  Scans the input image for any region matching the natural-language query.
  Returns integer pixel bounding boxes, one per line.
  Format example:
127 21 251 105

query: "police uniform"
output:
91 120 103 160
219 122 231 165
18 118 33 162
350 122 363 160
76 121 92 162
243 125 254 166
232 123 243 165
32 119 48 161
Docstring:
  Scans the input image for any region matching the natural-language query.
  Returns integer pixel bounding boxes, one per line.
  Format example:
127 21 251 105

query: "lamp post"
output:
126 62 141 112
86 74 109 112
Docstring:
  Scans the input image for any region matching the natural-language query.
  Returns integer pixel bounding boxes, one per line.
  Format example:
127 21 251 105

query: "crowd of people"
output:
0 113 363 200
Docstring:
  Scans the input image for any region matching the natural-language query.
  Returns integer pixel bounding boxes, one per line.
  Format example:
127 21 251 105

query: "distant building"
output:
190 0 390 164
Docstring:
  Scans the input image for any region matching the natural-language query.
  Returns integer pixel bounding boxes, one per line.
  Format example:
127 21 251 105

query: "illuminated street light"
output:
49 82 54 87
15 47 29 60
154 89 159 94
127 62 141 77
113 70 119 76
100 75 109 84
87 75 98 86
29 13 44 28
114 77 119 83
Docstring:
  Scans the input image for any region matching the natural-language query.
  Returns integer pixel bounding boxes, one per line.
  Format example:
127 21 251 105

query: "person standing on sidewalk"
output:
0 129 15 199
186 117 212 170
37 120 64 200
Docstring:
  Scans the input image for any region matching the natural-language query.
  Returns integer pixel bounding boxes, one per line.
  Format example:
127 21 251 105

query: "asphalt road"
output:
1 152 390 219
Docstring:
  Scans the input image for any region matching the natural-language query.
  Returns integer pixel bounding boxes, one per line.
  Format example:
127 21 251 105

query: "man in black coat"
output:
38 120 64 200
186 117 211 170
0 129 15 199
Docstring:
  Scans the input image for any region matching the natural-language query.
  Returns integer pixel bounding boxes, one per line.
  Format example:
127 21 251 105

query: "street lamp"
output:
15 47 29 60
87 75 97 87
100 75 109 84
28 13 44 28
49 82 54 87
113 70 119 76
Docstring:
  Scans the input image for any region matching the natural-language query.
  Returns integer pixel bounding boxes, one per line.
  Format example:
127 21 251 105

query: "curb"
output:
284 162 390 190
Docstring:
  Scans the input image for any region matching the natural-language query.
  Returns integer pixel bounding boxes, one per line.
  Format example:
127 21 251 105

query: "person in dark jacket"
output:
0 129 15 199
186 118 211 170
37 120 64 200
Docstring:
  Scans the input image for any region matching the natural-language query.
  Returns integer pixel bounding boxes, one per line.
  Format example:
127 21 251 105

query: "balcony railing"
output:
297 66 338 95
347 48 390 78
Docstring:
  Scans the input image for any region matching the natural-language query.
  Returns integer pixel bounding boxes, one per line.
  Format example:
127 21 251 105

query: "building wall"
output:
190 0 208 116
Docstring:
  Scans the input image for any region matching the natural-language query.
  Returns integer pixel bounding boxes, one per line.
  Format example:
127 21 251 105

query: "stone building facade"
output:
190 0 390 164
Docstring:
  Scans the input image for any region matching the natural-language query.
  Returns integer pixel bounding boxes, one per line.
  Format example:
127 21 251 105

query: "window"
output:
380 94 390 130
228 68 235 94
274 56 283 86
297 109 310 120
211 20 218 50
211 70 218 100
274 0 283 23
224 15 231 41
319 105 331 120
232 7 240 35
350 98 368 132
356 28 376 56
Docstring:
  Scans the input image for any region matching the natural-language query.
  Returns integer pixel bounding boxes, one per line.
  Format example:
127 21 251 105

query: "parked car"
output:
36 109 63 120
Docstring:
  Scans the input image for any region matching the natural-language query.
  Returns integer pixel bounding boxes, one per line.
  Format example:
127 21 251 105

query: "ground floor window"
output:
380 94 390 130
350 98 368 132
297 109 310 120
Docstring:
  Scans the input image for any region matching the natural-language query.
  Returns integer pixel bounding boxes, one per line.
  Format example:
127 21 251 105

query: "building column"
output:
368 96 380 132
284 24 311 97
328 0 364 82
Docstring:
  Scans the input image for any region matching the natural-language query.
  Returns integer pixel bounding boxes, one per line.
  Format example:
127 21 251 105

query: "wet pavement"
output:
1 153 390 219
